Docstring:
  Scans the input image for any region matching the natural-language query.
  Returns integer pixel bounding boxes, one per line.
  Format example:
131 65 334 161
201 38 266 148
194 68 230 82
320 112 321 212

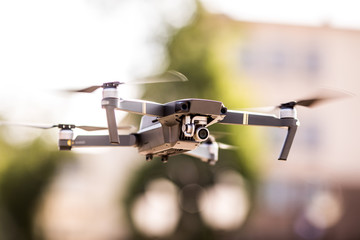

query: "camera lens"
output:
198 128 208 139
194 127 209 142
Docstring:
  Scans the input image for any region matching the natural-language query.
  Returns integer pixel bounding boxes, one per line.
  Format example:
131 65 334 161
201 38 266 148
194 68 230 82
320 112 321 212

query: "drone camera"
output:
194 127 209 142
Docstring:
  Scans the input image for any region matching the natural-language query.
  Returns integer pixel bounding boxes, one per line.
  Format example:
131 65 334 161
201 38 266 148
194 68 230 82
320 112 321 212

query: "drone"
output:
1 73 343 165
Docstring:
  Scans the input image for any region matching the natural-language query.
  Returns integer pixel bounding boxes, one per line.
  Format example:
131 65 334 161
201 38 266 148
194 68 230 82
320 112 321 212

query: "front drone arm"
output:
102 97 164 144
119 99 165 116
219 110 299 160
102 98 165 117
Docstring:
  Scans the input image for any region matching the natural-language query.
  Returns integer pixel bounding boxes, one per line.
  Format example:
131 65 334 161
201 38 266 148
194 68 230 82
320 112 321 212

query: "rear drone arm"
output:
219 110 299 160
69 134 138 148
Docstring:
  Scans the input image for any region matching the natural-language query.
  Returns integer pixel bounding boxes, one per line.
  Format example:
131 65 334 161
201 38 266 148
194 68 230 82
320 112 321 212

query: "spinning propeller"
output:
246 88 352 112
0 122 134 131
279 91 348 109
69 70 188 93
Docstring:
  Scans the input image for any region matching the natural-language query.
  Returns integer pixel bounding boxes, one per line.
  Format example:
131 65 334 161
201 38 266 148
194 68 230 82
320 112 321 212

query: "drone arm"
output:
220 110 288 127
117 100 164 117
220 110 299 160
72 134 137 147
102 98 163 143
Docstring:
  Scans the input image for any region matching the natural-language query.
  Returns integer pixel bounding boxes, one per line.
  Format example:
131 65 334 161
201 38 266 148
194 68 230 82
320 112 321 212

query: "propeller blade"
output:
66 71 187 93
75 126 107 131
76 85 103 93
0 122 135 132
281 88 353 108
0 122 58 129
67 81 124 93
128 70 188 85
295 97 325 107
218 142 237 150
68 85 103 93
240 88 353 111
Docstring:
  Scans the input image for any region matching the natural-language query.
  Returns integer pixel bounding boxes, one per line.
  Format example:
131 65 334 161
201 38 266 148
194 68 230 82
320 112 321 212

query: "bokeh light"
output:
131 178 180 237
198 170 250 231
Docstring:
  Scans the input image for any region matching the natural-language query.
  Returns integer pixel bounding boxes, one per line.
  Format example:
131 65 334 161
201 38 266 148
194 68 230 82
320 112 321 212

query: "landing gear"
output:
208 159 216 166
145 154 153 161
161 155 169 163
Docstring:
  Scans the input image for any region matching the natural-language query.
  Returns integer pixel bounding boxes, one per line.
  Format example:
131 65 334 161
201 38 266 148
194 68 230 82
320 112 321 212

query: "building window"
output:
306 50 321 75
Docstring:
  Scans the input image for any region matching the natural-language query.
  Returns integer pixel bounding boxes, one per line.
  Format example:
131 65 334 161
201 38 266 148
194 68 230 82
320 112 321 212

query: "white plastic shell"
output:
59 129 74 140
102 88 119 99
280 108 297 119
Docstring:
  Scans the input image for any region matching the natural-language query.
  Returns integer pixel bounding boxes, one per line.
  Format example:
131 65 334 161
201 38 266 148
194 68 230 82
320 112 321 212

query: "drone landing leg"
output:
278 125 297 160
220 110 299 160
105 106 120 144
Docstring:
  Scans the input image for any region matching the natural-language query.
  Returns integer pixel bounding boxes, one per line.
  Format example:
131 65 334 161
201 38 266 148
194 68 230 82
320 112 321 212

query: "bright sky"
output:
0 0 194 134
0 0 359 141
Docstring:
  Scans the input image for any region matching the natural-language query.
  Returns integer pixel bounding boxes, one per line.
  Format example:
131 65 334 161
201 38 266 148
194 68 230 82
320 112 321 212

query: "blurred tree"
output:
123 3 264 240
0 134 73 240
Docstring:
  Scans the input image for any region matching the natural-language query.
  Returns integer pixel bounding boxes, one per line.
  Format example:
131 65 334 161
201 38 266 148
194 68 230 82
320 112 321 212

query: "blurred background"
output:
0 0 360 239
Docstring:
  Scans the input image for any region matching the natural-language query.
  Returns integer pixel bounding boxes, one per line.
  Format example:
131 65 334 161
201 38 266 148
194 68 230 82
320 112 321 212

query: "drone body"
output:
6 75 337 165
58 82 300 165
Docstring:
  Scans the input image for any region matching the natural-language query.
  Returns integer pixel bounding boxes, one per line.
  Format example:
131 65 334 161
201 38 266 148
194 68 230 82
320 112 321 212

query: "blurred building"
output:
235 20 360 239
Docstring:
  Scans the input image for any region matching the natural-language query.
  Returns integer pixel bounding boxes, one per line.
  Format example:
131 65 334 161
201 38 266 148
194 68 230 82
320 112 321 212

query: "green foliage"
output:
0 138 73 240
